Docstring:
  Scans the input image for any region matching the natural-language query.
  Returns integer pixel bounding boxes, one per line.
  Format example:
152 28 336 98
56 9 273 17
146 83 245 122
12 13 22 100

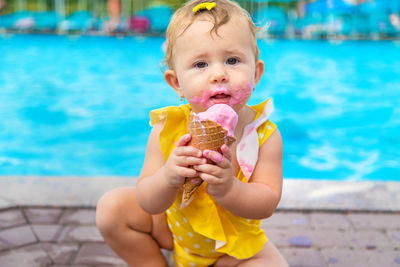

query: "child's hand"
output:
163 134 205 189
194 144 234 199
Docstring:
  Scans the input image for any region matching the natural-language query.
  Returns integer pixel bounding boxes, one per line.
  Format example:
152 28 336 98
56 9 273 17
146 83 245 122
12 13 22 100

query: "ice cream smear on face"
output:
195 104 238 137
189 82 253 109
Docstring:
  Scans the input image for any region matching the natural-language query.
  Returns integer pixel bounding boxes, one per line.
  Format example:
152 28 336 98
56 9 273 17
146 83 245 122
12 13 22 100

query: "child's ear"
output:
164 69 184 98
254 59 265 86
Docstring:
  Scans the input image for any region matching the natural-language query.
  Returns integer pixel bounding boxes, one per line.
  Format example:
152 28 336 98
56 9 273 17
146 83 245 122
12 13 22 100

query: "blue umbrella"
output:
60 11 94 32
306 0 356 15
355 0 400 36
33 11 60 30
135 5 173 33
0 11 34 29
357 0 400 14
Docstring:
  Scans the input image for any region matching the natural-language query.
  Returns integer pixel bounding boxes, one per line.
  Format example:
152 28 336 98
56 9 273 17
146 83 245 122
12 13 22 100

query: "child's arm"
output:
136 121 205 214
195 129 283 220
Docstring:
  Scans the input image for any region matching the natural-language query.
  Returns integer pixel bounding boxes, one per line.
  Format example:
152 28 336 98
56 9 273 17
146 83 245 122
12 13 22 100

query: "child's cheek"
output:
229 82 253 106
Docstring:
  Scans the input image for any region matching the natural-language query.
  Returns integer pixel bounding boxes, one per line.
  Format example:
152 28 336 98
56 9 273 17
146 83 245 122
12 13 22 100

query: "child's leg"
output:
96 187 173 266
238 241 288 267
214 241 288 267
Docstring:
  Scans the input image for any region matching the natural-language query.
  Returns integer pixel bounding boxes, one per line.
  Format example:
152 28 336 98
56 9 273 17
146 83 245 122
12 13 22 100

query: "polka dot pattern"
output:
166 203 222 266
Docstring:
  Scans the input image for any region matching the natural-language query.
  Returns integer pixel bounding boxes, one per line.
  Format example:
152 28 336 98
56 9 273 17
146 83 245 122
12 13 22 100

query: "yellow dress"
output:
150 99 277 267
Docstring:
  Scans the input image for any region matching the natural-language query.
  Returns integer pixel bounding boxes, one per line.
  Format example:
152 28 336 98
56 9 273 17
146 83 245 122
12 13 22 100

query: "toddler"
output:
96 0 288 266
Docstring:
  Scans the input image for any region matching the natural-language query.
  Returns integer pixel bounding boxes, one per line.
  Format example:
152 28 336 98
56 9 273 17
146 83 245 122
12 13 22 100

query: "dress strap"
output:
236 99 274 181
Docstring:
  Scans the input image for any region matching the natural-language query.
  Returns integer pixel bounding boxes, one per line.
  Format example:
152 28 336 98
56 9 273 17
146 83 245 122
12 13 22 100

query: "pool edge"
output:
1 176 399 212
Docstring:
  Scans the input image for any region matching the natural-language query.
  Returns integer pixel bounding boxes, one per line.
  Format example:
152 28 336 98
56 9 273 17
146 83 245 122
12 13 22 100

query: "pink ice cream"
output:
196 104 238 137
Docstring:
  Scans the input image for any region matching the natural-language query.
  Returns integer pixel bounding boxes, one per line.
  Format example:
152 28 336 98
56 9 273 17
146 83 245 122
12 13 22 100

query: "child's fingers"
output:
203 149 230 168
175 145 202 158
194 164 220 177
176 166 198 178
176 155 206 167
221 144 232 162
198 172 219 184
176 134 192 147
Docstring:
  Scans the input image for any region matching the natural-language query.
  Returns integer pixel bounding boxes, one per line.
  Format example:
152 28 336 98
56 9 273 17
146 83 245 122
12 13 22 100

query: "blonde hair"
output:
164 0 259 70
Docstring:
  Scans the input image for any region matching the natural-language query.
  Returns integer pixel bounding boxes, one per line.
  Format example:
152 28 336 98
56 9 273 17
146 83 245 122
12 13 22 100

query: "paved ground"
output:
1 207 400 266
1 177 400 266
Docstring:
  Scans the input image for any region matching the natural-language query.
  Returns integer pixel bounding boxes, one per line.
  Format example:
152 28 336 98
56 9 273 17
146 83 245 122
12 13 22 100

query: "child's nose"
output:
211 64 228 83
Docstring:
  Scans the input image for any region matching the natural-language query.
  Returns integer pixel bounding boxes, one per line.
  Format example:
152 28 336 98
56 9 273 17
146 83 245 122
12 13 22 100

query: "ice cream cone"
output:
182 112 236 204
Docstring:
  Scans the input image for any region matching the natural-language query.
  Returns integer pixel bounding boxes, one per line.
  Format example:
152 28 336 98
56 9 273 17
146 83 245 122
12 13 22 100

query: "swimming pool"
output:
1 34 399 181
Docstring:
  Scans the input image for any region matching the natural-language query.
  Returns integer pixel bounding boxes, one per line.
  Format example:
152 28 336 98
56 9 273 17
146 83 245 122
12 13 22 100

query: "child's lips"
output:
212 93 230 99
211 93 231 104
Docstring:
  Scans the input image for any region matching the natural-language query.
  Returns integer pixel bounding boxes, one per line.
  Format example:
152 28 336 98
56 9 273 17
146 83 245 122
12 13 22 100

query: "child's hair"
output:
164 0 260 70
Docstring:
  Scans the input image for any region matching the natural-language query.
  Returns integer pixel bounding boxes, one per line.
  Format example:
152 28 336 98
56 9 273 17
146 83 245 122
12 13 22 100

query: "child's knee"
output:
96 187 152 235
96 188 125 234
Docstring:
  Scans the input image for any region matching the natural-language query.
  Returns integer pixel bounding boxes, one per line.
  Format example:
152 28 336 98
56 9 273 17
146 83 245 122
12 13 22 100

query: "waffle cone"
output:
182 112 236 204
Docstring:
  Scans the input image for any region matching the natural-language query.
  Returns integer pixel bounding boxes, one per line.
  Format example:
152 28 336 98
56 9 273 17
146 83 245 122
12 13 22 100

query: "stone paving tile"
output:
0 209 27 229
0 239 8 252
281 248 326 267
310 212 351 230
261 212 311 229
266 228 349 249
41 243 79 265
24 207 64 224
0 197 17 211
321 248 400 267
59 209 96 225
347 213 400 230
74 243 129 266
32 224 63 242
58 225 103 243
345 230 393 249
0 225 37 249
0 243 52 266
387 230 400 248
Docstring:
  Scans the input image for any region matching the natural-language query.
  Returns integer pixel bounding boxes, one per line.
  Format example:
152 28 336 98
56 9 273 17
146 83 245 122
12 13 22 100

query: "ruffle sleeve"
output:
149 104 191 160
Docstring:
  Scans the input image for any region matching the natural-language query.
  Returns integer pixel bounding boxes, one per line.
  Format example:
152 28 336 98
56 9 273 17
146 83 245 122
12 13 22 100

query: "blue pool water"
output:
1 34 399 180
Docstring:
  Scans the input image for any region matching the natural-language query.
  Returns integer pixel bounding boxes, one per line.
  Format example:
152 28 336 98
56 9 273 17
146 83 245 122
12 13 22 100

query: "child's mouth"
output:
211 93 231 103
212 93 230 99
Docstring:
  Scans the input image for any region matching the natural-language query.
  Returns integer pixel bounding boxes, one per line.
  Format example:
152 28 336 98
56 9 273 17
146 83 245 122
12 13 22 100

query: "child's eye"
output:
226 58 239 65
195 62 208 68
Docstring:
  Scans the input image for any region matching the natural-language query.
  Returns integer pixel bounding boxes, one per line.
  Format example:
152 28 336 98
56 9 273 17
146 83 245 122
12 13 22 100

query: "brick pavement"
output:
1 207 400 267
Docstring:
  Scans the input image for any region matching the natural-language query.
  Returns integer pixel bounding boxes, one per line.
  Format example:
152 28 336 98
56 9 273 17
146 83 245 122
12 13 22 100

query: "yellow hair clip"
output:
192 2 216 13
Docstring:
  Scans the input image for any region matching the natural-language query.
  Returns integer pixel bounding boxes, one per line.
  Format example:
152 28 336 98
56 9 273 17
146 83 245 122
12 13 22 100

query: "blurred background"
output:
1 1 399 180
1 0 400 39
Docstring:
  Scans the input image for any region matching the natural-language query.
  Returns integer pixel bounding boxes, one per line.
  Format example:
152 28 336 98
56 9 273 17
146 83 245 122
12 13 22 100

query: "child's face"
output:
165 17 264 113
